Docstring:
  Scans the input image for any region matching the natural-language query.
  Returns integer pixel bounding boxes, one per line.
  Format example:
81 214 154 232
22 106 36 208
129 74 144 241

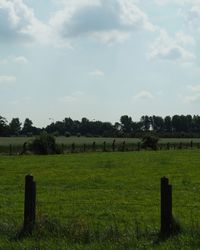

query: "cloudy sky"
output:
1 0 200 127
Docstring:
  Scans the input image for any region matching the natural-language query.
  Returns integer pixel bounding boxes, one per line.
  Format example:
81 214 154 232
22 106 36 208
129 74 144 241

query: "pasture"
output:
0 150 200 249
1 136 200 146
0 136 200 155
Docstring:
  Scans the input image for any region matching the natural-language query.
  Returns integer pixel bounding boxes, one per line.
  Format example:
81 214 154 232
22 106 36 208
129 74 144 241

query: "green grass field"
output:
0 136 200 155
0 136 200 146
0 150 200 249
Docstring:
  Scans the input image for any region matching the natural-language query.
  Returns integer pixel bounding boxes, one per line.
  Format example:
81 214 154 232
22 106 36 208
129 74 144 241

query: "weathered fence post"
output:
122 141 125 152
61 143 64 154
92 142 96 152
9 144 12 155
160 177 172 237
23 175 36 234
71 143 75 153
103 141 106 152
167 143 170 150
190 140 193 149
112 140 116 152
83 143 86 152
137 142 141 151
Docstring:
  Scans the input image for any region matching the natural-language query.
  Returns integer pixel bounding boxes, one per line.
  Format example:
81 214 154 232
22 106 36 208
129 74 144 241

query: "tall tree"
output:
120 115 133 133
0 116 9 136
141 115 151 131
9 118 21 135
22 118 33 135
164 116 172 132
150 116 164 132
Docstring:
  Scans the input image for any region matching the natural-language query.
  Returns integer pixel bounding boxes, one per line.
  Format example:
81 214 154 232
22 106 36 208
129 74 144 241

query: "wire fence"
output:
1 177 200 219
0 140 200 155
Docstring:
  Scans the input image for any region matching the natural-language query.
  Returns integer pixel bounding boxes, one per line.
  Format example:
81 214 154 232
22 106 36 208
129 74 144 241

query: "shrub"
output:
141 134 159 150
52 131 59 137
29 132 61 155
76 133 81 137
65 131 71 137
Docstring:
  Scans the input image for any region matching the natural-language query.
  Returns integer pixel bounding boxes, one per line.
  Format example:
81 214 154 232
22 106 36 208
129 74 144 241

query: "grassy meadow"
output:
0 150 200 249
1 136 200 146
0 136 200 155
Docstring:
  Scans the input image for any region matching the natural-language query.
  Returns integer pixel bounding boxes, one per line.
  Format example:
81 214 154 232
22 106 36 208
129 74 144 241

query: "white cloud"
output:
50 0 154 44
0 75 16 83
148 30 195 63
187 84 200 92
134 91 154 100
175 32 195 46
58 91 84 103
184 84 200 103
89 69 105 77
154 0 200 32
0 59 8 65
185 94 200 103
0 0 154 46
0 55 28 64
12 56 28 64
0 0 50 44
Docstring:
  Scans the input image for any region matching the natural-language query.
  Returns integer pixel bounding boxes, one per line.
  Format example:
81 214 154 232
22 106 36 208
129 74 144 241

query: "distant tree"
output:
141 115 151 131
22 118 33 135
120 115 133 133
80 117 90 135
0 116 9 136
164 116 172 132
150 116 164 132
9 118 21 136
192 115 200 133
63 117 74 132
186 115 192 133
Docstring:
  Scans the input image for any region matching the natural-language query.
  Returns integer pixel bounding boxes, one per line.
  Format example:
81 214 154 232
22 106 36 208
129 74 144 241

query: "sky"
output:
1 0 200 127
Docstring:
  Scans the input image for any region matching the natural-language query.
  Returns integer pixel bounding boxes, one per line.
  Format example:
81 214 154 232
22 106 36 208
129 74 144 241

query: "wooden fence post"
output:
61 143 64 153
160 177 172 237
71 143 75 153
112 140 116 152
190 140 193 149
167 143 170 150
137 142 141 151
103 141 106 152
83 143 86 152
23 175 36 234
92 142 96 152
122 141 125 152
9 144 12 155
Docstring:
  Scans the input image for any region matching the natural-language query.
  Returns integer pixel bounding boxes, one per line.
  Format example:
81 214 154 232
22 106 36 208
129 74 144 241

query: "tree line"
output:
1 115 200 138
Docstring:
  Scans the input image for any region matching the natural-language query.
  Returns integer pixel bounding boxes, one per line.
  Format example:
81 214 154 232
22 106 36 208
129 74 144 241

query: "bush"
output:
141 134 159 150
52 131 59 137
65 131 71 137
76 133 81 137
29 132 61 155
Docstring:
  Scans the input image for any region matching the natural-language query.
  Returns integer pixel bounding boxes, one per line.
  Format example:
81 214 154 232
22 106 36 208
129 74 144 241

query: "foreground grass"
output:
0 150 200 249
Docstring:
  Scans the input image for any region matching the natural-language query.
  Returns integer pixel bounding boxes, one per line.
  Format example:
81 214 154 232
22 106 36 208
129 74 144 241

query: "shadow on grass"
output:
0 216 195 249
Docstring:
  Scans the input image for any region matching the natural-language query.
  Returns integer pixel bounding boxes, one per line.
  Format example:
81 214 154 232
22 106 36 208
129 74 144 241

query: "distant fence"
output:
0 175 183 238
0 140 200 155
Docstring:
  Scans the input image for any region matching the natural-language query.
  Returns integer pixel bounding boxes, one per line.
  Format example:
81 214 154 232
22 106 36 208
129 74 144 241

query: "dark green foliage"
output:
64 131 71 137
0 116 9 136
22 118 33 135
9 118 21 136
3 114 200 138
29 133 61 155
141 134 159 150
